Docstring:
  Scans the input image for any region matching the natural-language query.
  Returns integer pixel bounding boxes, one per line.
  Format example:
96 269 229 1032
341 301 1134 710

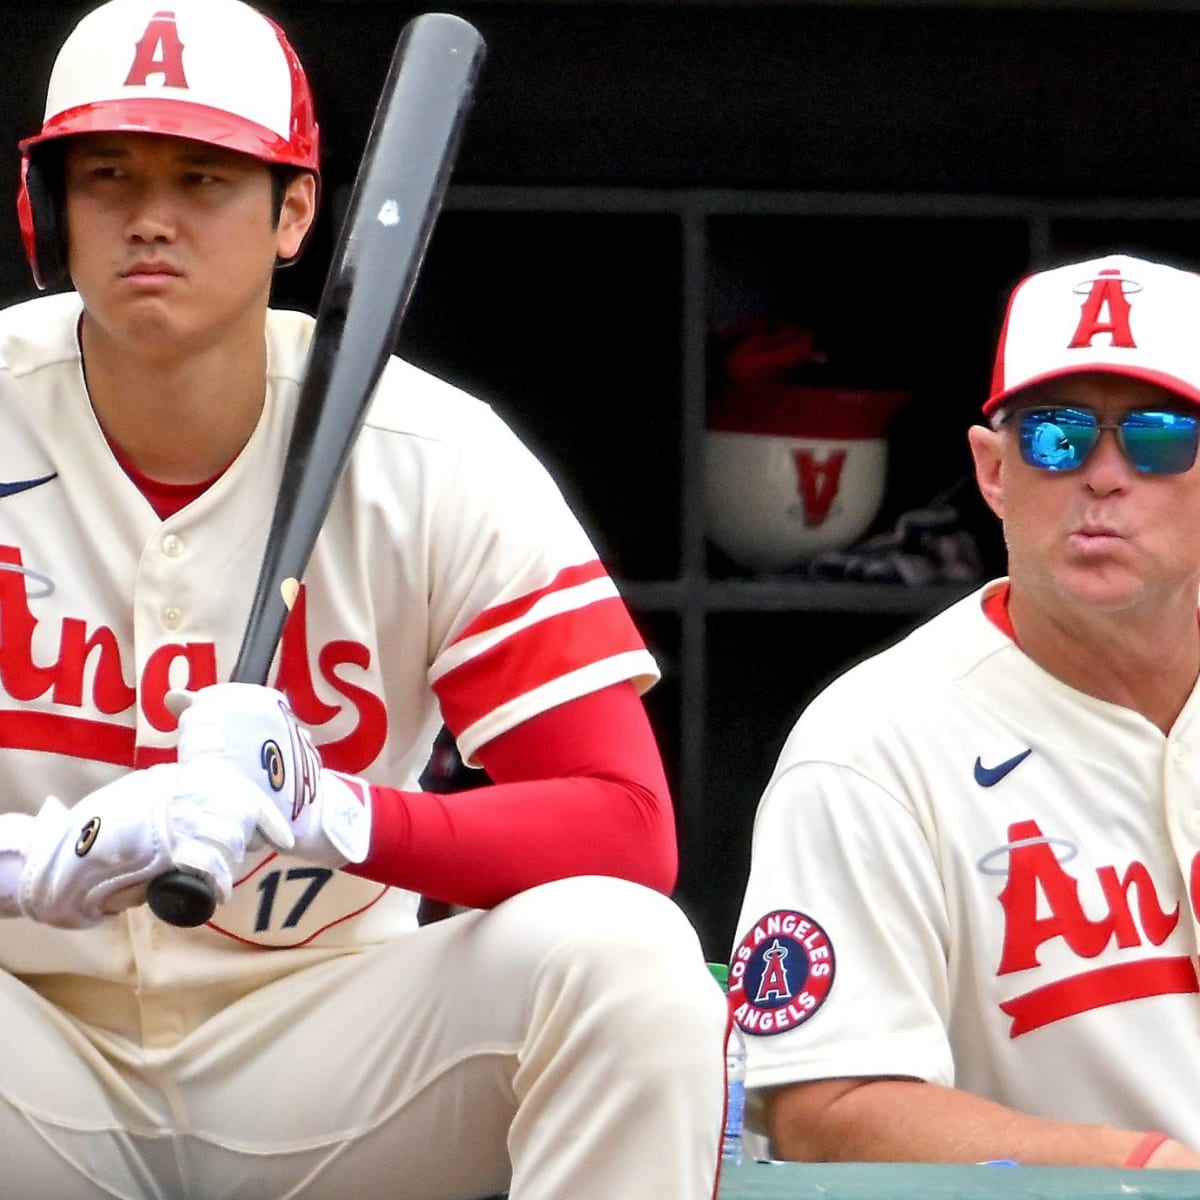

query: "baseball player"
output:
731 252 1200 1171
0 1 726 1197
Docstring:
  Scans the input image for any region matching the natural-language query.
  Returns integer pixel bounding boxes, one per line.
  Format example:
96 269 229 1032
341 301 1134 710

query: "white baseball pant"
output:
0 876 725 1199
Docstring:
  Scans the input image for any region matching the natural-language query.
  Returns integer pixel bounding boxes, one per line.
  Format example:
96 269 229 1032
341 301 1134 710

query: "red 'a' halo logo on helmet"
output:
124 9 190 89
730 909 836 1036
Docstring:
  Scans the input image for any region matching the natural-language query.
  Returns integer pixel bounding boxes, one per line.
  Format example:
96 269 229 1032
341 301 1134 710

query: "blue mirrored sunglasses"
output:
1006 406 1200 476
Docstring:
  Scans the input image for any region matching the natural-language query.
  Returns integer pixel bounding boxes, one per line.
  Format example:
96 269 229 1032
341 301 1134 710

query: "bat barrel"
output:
234 11 487 688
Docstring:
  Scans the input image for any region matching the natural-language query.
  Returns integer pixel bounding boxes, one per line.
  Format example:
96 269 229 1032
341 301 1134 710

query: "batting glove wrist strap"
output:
318 772 372 866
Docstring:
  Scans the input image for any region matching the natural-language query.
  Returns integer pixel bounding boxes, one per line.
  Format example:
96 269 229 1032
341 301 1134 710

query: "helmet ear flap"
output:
18 151 68 292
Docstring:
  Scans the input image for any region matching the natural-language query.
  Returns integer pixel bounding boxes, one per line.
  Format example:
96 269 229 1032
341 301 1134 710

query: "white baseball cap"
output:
984 253 1200 416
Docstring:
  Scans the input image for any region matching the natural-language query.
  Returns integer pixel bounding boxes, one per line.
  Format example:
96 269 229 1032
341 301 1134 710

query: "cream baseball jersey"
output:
0 291 658 993
733 583 1200 1147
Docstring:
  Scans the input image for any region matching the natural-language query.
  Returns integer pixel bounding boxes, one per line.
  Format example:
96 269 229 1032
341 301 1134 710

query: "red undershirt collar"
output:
106 437 229 521
982 582 1016 641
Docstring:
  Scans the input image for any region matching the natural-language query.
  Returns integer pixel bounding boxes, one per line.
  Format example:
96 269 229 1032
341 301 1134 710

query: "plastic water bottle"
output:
708 962 745 1166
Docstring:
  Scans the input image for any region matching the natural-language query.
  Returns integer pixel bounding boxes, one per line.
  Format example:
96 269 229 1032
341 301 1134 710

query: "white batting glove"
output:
167 683 372 868
0 759 294 929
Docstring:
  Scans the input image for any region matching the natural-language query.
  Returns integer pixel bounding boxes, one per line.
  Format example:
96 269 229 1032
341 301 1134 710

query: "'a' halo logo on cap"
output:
1066 267 1141 351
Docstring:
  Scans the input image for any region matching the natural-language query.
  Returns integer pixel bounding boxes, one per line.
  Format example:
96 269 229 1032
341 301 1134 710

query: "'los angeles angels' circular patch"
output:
730 909 836 1036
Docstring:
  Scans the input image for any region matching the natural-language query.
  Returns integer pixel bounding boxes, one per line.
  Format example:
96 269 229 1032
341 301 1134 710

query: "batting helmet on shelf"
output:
18 0 321 290
705 318 911 573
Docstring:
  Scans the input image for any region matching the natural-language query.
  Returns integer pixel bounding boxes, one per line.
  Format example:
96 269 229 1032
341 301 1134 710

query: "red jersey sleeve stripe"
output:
449 560 611 645
434 595 647 735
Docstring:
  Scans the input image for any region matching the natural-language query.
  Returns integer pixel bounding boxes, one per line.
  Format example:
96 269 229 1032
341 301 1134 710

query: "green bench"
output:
485 1161 1200 1197
718 1161 1200 1198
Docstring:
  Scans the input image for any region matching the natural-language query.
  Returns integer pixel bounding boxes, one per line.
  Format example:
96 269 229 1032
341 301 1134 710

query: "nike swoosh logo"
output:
974 748 1032 787
0 473 57 499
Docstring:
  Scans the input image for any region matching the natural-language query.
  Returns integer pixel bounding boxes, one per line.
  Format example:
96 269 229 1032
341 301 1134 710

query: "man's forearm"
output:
764 1077 1200 1168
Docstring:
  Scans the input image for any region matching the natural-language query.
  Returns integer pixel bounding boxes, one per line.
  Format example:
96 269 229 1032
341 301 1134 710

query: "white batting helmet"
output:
18 0 320 289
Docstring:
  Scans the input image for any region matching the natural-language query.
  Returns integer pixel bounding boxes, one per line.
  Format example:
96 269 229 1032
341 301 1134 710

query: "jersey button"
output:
162 606 182 630
162 534 185 558
1173 745 1188 766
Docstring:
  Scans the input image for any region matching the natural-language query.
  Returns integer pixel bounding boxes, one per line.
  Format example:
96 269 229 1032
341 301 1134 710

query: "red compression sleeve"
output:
346 681 677 909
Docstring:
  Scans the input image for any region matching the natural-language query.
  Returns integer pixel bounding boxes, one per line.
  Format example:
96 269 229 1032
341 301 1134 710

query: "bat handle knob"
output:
147 870 217 927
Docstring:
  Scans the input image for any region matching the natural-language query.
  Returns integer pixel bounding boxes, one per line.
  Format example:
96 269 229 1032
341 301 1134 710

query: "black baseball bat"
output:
146 12 486 928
